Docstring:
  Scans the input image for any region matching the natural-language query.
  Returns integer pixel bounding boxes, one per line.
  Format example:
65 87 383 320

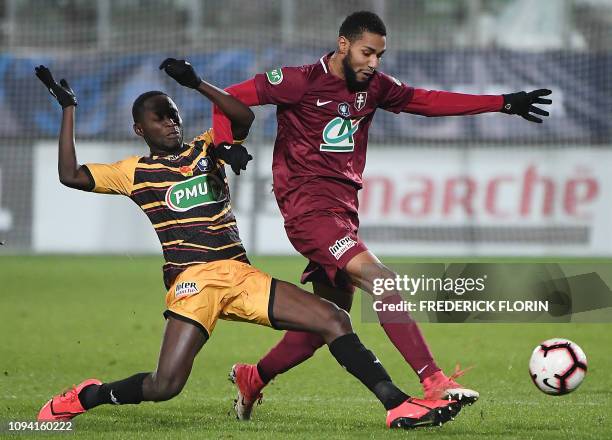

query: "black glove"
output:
34 65 77 108
215 143 253 175
501 89 552 123
159 58 202 89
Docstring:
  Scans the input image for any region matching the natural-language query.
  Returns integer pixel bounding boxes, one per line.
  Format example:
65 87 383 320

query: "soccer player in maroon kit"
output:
213 11 552 419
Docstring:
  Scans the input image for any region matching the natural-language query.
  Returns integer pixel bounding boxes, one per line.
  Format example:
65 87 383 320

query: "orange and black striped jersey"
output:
84 129 248 289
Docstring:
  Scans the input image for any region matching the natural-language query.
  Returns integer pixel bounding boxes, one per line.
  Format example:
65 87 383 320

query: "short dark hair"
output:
132 91 167 123
339 11 386 42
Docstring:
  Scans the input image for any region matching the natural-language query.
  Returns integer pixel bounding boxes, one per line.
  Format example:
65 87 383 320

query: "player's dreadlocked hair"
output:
132 90 168 123
339 11 387 42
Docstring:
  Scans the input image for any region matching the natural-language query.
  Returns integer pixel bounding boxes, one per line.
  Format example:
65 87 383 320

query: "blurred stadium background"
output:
0 0 611 257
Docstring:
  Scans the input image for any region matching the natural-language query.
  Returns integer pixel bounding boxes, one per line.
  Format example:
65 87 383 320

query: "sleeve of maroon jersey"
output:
402 88 504 116
212 78 260 145
377 72 416 113
253 66 309 105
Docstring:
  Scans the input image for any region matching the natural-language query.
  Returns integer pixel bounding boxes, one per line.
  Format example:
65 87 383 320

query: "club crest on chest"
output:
354 92 367 111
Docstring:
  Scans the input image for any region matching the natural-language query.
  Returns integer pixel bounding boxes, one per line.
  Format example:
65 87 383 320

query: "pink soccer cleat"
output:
386 397 460 429
228 364 265 420
422 365 479 405
38 379 102 421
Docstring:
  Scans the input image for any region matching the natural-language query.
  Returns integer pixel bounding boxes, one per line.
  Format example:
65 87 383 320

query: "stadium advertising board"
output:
0 145 33 251
253 146 612 256
32 142 159 253
30 144 612 256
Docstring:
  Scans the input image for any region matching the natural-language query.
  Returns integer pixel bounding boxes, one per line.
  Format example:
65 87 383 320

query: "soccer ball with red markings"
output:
529 338 587 395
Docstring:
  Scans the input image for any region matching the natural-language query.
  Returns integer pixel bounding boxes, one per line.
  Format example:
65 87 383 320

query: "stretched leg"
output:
81 317 206 408
255 282 353 383
345 251 478 403
269 281 404 410
39 317 206 420
345 250 440 382
267 280 459 428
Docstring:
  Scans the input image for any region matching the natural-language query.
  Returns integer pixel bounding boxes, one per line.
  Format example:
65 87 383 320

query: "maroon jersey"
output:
253 53 414 220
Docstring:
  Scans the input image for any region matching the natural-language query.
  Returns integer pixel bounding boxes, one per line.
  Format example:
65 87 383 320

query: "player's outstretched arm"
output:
34 65 94 191
402 87 552 123
159 58 254 140
212 78 261 145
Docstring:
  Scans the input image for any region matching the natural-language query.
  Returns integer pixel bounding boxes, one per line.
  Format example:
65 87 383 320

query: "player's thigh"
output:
272 280 352 334
285 211 366 288
165 262 235 338
344 249 395 295
155 316 207 383
219 261 275 328
313 281 354 312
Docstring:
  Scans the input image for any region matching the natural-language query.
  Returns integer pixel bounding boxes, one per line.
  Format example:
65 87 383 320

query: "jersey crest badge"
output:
354 92 367 111
338 102 351 118
265 68 283 85
197 157 212 172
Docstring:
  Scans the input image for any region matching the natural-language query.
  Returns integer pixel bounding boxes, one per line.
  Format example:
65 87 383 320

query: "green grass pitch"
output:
1 255 610 439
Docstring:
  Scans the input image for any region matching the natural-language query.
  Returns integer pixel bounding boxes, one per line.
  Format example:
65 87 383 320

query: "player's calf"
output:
144 372 188 402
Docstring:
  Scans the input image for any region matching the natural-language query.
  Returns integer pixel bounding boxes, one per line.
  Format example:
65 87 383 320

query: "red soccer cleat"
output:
422 365 479 405
386 397 460 429
228 364 265 420
38 379 101 421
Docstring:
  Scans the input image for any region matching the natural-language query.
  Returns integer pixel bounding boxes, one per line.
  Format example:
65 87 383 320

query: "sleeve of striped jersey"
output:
189 129 214 147
84 156 139 196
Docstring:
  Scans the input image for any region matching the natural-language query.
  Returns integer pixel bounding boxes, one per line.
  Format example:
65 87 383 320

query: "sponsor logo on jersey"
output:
265 68 283 85
175 281 199 298
167 155 181 161
320 117 361 152
316 99 332 107
179 165 193 177
354 92 367 111
338 102 351 118
329 235 357 260
165 174 224 212
197 157 212 172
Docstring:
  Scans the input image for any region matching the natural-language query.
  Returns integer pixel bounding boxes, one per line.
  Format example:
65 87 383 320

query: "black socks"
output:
78 334 408 413
79 372 149 410
328 333 408 410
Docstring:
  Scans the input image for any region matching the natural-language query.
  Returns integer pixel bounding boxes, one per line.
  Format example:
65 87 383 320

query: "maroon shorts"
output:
283 210 367 292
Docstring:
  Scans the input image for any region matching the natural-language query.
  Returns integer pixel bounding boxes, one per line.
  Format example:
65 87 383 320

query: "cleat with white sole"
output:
228 364 264 421
423 365 479 406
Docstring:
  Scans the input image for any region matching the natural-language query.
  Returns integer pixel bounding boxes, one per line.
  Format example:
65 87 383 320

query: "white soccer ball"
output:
529 338 587 395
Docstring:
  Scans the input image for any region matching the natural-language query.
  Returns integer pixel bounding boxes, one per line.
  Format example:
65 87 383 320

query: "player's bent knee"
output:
336 308 352 333
151 375 186 402
323 304 353 337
